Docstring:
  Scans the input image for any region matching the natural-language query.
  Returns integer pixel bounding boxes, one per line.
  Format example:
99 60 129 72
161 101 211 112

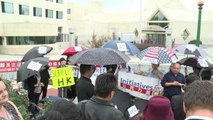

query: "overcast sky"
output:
68 0 213 13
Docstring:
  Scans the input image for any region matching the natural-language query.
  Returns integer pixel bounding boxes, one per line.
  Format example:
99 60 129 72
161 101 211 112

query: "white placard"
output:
38 47 47 54
128 105 139 118
187 45 196 52
118 71 159 100
27 61 42 71
74 46 82 51
198 58 208 67
117 43 128 51
91 67 107 85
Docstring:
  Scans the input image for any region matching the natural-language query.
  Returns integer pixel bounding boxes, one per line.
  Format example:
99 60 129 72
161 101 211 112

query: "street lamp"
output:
196 0 205 47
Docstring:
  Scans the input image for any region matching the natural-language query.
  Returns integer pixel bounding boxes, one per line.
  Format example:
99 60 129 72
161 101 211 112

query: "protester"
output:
184 66 201 78
76 64 96 102
25 75 37 103
201 69 212 80
40 65 50 99
183 81 213 120
161 63 185 100
44 99 82 120
103 64 117 74
58 57 67 98
148 63 163 80
171 75 200 120
0 78 23 120
34 73 44 105
77 73 125 120
117 63 133 73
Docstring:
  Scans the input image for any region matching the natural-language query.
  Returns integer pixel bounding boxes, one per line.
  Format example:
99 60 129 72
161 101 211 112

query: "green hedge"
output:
4 80 31 120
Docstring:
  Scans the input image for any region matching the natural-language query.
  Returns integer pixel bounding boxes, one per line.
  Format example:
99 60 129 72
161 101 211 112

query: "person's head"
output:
121 63 127 68
59 57 66 66
171 63 181 75
151 63 159 70
80 64 96 78
185 74 200 86
95 73 117 100
143 96 174 120
183 81 213 117
192 67 201 75
0 78 8 106
201 69 212 80
45 99 82 120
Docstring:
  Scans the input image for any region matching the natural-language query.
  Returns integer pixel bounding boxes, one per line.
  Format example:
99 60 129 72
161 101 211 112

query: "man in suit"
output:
171 75 200 120
183 81 213 120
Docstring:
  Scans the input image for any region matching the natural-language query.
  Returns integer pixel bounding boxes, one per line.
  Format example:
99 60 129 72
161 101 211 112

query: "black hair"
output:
95 73 117 98
185 74 200 85
80 64 95 75
45 99 82 120
59 57 66 63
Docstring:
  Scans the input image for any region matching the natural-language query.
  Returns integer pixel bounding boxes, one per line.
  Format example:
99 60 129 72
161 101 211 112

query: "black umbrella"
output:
68 48 130 65
22 46 53 62
17 57 49 82
178 57 211 68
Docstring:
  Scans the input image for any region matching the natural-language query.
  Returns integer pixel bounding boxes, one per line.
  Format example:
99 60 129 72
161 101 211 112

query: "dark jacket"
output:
171 94 186 120
76 76 94 102
77 96 125 120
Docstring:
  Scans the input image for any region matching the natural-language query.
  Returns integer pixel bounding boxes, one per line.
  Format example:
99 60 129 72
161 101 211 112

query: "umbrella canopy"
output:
137 47 177 64
178 57 211 68
17 57 49 82
22 46 53 62
102 40 140 55
171 44 207 57
68 48 130 65
62 46 87 56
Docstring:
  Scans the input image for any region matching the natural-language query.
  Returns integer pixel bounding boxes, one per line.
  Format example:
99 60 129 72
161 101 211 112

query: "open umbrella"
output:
102 40 140 55
17 57 49 82
22 46 53 62
171 44 207 57
178 57 211 68
62 46 87 56
137 47 177 64
68 48 130 65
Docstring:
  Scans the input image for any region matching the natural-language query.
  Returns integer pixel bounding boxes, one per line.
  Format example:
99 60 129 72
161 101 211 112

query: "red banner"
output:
0 60 59 73
120 83 153 95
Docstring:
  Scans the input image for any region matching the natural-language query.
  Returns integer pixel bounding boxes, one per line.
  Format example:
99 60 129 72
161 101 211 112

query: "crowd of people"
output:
1 58 213 120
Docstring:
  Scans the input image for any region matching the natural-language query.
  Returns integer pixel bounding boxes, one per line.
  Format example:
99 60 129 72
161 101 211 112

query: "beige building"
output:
67 0 213 48
0 0 68 55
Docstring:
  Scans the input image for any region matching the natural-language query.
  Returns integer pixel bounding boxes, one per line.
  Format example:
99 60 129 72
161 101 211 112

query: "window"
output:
67 9 71 14
0 37 3 45
19 5 29 15
46 9 53 18
46 0 53 2
7 36 56 45
33 7 42 17
1 1 13 14
151 10 168 21
56 11 63 19
56 0 63 4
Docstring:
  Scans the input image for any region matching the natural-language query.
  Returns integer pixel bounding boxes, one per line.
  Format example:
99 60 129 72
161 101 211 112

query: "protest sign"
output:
118 71 159 100
90 66 107 85
51 66 75 88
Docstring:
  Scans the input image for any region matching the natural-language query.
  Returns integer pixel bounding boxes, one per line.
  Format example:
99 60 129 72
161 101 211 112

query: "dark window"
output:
46 0 53 2
151 10 168 21
46 9 53 18
67 9 71 14
1 1 13 14
7 36 56 45
56 0 63 4
33 7 42 17
19 5 29 15
0 37 3 45
56 11 63 19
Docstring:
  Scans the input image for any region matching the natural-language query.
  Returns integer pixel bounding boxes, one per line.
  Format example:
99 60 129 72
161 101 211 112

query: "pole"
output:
196 4 203 47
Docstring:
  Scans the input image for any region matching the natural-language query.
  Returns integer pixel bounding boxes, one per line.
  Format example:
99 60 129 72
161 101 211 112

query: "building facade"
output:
0 0 68 55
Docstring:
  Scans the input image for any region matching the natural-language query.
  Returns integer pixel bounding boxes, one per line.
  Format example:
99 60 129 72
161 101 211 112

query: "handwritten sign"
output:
51 67 75 88
27 61 42 71
117 43 128 51
128 105 139 118
38 47 47 54
118 71 159 100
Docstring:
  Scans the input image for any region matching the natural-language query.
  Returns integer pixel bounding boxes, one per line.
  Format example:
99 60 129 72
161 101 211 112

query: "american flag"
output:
137 47 177 64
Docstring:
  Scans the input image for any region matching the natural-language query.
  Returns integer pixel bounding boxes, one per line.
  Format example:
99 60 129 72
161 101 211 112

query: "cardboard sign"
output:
117 43 128 51
38 47 47 54
51 67 75 88
118 71 159 100
27 61 42 71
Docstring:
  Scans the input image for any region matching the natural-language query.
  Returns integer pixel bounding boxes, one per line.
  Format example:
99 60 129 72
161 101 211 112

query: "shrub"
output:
88 33 111 48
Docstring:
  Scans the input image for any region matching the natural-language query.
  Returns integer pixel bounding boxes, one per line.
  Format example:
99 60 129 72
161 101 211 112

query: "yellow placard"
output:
51 66 75 88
